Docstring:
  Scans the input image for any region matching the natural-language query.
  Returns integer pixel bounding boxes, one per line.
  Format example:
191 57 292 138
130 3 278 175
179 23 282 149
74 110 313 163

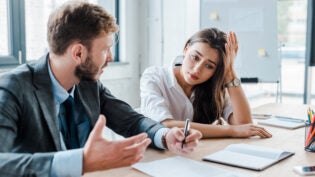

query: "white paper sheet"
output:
132 156 250 177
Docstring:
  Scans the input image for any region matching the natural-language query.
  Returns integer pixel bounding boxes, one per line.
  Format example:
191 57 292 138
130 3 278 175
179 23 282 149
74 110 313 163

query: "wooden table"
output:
84 103 315 177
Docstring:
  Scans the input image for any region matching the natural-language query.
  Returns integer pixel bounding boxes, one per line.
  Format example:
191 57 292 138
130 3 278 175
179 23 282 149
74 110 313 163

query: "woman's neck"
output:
174 67 193 98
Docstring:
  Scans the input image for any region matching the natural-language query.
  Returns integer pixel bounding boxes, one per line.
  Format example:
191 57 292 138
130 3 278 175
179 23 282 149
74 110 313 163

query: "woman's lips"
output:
189 73 199 80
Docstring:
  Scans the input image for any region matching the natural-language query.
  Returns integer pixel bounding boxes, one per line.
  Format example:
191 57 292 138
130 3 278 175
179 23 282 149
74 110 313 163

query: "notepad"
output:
202 143 294 171
257 116 306 129
133 156 250 177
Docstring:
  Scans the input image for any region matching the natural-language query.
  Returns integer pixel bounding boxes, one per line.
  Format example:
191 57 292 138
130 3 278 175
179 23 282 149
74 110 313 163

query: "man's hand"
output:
82 115 151 174
164 127 202 154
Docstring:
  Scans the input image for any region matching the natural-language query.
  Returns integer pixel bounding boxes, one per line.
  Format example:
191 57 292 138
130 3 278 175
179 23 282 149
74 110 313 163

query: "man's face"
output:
75 32 114 81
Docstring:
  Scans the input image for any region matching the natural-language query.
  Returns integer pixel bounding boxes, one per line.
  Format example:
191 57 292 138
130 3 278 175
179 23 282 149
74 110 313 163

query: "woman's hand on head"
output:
224 31 239 81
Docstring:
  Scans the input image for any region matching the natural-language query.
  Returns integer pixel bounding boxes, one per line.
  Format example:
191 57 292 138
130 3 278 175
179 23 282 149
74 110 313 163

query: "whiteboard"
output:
200 0 280 83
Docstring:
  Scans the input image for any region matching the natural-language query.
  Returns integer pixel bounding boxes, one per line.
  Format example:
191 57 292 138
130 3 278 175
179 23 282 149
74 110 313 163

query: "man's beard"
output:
75 55 104 81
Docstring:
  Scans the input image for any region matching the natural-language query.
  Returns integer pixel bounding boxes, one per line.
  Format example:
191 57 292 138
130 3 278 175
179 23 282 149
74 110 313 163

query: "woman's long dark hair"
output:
185 28 227 124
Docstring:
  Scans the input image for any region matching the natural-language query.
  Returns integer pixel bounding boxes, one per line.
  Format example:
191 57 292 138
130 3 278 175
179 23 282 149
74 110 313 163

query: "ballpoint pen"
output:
274 116 306 123
251 114 272 118
181 119 190 149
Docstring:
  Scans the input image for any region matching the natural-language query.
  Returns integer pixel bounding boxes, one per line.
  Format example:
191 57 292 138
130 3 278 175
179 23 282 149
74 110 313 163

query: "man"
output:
0 1 202 177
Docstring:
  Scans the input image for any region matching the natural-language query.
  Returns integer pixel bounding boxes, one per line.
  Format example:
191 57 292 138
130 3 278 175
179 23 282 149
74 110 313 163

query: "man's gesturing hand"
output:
83 115 151 174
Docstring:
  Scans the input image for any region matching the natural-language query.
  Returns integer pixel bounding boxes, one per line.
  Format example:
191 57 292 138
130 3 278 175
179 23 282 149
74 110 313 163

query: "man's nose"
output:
107 49 114 62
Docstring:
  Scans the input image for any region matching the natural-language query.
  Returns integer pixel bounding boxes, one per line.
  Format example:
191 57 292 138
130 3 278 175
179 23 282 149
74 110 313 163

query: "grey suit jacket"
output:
0 54 164 177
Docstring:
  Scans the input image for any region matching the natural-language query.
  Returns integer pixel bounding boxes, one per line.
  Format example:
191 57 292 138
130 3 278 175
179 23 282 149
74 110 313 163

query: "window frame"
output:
0 0 26 66
114 0 120 62
0 0 120 67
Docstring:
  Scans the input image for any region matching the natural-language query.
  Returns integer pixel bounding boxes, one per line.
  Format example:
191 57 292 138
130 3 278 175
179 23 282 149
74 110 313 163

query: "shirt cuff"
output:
51 148 83 177
153 128 169 149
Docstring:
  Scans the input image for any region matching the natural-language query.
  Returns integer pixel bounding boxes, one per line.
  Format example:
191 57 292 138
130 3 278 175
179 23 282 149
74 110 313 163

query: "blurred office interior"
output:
0 0 314 109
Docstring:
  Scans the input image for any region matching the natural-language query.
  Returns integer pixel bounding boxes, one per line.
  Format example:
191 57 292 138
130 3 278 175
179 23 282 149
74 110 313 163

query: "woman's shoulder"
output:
141 66 172 87
142 66 168 77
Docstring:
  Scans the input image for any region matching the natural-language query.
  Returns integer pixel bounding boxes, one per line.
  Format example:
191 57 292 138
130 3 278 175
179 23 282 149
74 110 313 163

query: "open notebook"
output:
203 143 294 171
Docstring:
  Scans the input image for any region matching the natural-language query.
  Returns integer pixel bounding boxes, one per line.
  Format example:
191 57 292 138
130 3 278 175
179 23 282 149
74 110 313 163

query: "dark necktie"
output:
58 96 79 149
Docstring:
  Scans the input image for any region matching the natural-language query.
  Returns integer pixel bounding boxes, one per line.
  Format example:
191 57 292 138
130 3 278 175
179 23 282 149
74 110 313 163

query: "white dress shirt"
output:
140 56 233 123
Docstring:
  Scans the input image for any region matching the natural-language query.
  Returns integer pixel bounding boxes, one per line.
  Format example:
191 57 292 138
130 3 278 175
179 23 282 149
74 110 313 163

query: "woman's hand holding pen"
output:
164 127 202 155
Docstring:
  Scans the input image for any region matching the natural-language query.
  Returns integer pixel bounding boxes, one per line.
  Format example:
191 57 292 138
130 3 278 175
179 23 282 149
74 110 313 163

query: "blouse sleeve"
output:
140 66 174 122
222 92 233 121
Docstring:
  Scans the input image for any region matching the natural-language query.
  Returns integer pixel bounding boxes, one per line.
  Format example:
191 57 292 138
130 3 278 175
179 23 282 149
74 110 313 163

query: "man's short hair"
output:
47 1 119 55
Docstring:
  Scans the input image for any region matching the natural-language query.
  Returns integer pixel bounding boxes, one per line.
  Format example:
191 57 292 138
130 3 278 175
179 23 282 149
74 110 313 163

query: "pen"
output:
181 119 190 149
251 114 272 118
274 116 306 123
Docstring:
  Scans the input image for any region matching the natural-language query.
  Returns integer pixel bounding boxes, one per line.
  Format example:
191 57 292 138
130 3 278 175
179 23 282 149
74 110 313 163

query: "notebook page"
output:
203 150 275 170
226 143 284 160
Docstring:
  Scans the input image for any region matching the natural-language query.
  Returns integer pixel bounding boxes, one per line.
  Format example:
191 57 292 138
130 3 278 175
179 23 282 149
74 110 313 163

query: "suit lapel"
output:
31 54 61 150
35 90 61 150
76 82 100 127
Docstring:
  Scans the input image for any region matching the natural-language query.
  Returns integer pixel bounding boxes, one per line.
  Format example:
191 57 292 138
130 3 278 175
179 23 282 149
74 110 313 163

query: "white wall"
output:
140 0 200 72
100 0 144 108
100 0 200 108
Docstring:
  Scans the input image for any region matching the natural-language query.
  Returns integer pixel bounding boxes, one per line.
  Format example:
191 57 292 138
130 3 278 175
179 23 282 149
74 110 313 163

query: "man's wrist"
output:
153 128 169 149
162 131 168 150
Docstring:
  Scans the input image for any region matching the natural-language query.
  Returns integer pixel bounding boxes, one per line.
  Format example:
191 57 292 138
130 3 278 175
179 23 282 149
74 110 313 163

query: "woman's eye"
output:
205 64 214 69
191 55 199 61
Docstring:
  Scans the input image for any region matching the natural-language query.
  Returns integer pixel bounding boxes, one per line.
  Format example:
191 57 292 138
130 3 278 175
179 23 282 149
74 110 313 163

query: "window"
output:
0 0 119 66
0 0 9 56
0 0 25 65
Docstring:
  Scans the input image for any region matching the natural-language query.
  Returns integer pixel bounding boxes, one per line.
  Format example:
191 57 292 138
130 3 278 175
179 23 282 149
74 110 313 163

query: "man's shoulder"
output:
0 65 31 84
0 56 46 90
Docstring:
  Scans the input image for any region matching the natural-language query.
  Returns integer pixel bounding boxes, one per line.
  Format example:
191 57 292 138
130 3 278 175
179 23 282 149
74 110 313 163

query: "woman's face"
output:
181 42 219 86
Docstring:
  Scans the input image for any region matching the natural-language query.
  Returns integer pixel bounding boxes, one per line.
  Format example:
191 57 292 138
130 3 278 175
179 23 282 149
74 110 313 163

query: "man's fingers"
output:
119 133 148 147
121 153 145 166
123 138 151 157
185 130 202 142
89 115 106 140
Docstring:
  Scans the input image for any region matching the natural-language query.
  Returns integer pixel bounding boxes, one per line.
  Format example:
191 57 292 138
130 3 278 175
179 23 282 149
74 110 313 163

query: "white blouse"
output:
140 57 233 123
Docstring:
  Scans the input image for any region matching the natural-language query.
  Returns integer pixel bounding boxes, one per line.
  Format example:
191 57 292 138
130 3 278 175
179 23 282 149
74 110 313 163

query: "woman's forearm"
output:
162 119 233 138
161 119 272 139
226 85 252 125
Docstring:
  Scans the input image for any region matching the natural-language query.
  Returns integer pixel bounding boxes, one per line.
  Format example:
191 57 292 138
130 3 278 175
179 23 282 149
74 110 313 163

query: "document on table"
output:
257 116 306 129
132 156 250 177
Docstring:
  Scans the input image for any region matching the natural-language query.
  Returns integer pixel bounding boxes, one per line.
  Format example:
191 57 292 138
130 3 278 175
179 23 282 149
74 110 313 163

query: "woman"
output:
140 28 271 138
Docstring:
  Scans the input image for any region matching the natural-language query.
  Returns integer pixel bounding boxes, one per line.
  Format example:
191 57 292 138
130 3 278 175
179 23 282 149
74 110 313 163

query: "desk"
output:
84 103 315 177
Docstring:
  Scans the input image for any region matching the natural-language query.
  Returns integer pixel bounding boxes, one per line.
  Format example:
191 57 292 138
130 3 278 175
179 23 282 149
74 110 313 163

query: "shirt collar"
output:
167 55 184 88
48 59 75 104
168 55 195 101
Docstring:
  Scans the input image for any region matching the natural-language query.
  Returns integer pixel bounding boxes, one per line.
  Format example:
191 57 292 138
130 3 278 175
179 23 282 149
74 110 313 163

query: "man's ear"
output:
70 43 88 64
